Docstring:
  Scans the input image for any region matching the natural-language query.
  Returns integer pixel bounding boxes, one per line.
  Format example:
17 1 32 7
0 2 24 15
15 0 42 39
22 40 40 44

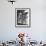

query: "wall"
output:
0 0 46 42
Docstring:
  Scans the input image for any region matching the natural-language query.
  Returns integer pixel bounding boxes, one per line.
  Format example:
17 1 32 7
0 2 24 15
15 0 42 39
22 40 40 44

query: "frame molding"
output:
15 8 31 28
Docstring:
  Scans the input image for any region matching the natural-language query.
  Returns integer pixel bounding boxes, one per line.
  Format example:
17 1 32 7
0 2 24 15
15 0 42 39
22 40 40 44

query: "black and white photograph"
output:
15 8 31 28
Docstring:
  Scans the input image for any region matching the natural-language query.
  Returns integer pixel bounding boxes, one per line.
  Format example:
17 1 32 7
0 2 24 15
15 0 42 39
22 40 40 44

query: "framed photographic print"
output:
15 8 31 28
